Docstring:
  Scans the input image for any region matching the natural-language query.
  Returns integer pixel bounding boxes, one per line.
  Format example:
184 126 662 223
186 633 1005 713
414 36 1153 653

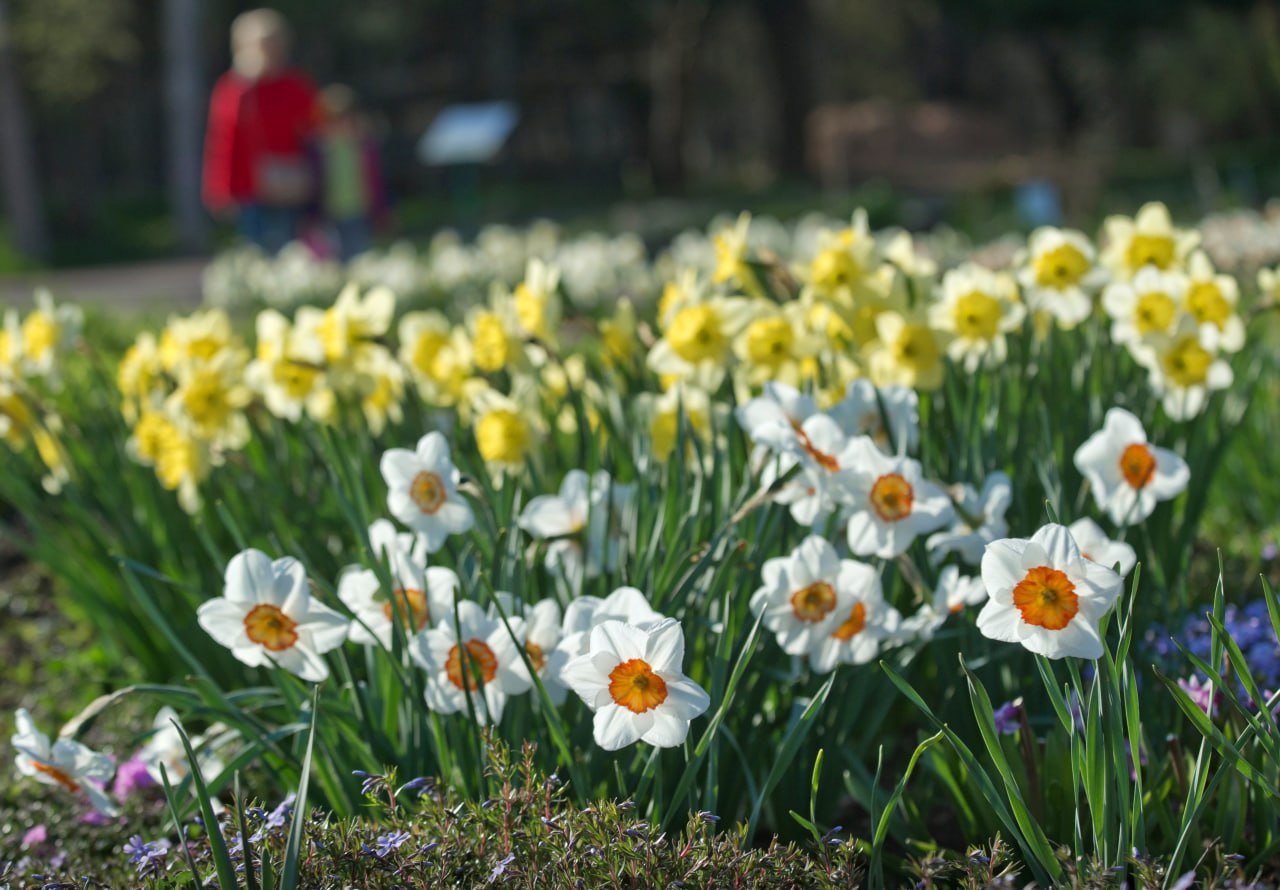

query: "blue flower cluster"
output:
1146 598 1280 693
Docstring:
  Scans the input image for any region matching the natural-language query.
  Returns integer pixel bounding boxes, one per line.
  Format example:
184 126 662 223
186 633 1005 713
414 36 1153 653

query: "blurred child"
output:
310 85 389 261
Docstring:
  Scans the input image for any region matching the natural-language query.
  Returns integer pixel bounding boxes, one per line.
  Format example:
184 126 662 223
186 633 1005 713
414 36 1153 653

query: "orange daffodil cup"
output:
197 549 349 682
561 618 710 751
1073 407 1190 527
408 600 533 725
750 535 899 671
977 523 1124 660
12 709 118 816
380 431 475 552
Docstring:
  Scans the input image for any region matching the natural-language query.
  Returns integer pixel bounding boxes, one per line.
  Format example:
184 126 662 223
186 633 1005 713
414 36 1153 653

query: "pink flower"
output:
22 824 48 848
112 754 156 800
1178 675 1220 718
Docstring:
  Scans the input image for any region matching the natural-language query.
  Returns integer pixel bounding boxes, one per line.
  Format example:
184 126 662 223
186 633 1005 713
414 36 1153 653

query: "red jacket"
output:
202 69 318 211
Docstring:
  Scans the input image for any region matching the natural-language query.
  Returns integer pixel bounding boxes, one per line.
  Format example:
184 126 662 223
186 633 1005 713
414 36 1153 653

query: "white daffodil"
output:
562 618 710 750
1101 266 1187 349
804 560 897 672
750 535 850 656
513 597 570 705
1137 319 1233 422
556 586 666 663
1073 407 1190 526
339 522 460 649
1067 518 1137 577
929 263 1025 371
935 564 988 615
409 600 530 724
766 414 855 527
889 565 985 646
926 472 1013 566
838 436 954 559
12 709 118 816
380 432 475 552
1100 201 1198 281
977 523 1123 660
827 379 919 455
517 469 635 592
749 535 894 671
1017 226 1104 329
734 381 819 447
1184 251 1244 353
138 707 226 787
197 549 349 682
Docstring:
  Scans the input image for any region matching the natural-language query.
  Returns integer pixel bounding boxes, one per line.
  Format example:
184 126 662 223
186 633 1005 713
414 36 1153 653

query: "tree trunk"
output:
758 0 814 179
164 0 209 253
0 0 49 260
648 0 705 192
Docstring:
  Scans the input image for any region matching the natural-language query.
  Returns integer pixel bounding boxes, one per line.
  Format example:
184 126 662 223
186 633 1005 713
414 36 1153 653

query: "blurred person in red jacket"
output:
202 9 317 254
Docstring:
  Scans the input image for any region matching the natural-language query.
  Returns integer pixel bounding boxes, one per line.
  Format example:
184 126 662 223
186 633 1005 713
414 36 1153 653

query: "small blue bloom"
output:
992 698 1022 736
488 852 516 883
374 830 411 858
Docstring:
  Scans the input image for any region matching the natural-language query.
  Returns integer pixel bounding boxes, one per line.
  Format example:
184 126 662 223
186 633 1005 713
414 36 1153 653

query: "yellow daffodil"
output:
929 263 1025 371
358 346 406 435
711 212 757 291
803 210 878 299
466 380 543 472
19 290 81 383
159 308 236 373
167 349 253 450
863 310 946 391
1016 227 1105 330
127 408 208 513
118 332 167 421
641 383 712 463
599 298 638 367
296 283 395 368
511 258 562 346
246 310 334 423
1183 251 1244 353
1100 201 1198 280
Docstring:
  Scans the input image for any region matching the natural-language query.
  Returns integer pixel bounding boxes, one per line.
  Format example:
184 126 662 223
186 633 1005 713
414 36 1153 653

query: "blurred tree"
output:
648 0 709 190
758 0 814 177
10 0 136 104
0 0 47 259
164 0 208 252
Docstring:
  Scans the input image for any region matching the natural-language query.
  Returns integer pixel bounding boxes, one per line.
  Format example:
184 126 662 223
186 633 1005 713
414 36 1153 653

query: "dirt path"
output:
0 257 206 312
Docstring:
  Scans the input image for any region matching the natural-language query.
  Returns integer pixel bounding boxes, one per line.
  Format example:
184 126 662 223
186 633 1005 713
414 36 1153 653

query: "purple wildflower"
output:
1178 675 1219 718
374 830 411 858
123 835 170 878
992 699 1022 736
21 825 48 848
397 776 433 799
80 809 112 827
353 770 386 797
250 792 296 842
112 754 157 800
488 853 516 883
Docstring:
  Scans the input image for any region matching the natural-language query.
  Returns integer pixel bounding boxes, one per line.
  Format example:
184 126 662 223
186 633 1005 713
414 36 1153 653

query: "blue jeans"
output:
333 216 372 261
239 204 300 254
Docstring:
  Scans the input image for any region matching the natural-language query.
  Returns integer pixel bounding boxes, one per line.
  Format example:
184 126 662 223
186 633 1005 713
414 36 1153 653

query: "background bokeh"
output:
2 0 1280 268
